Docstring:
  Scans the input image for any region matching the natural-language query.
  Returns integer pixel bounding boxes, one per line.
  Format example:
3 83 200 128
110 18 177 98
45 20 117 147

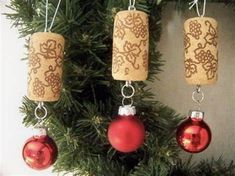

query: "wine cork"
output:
112 10 149 81
184 17 218 85
28 32 65 102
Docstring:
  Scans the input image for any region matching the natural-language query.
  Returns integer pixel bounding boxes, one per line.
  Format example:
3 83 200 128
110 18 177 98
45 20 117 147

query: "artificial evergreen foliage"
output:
5 0 235 175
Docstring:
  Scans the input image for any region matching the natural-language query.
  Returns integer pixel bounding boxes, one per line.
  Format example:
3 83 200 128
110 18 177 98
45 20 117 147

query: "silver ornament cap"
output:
118 105 136 116
189 110 204 120
32 127 47 137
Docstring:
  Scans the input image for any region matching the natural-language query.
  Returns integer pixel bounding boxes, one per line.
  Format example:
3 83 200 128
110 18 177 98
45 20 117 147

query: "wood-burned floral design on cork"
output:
28 32 64 101
33 78 45 98
185 58 197 78
28 46 41 74
44 65 62 96
188 20 202 39
184 30 191 53
204 20 218 47
114 16 126 40
112 40 147 74
114 13 148 40
184 18 218 83
124 13 148 38
40 39 58 58
142 50 148 71
112 11 149 81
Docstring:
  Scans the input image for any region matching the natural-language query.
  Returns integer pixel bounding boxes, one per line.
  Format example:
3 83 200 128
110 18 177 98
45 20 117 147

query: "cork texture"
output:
184 17 218 85
27 32 65 102
112 10 149 81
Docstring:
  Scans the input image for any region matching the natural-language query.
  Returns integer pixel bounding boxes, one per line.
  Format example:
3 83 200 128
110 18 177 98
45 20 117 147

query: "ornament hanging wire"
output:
44 0 62 32
128 0 136 10
44 0 48 31
189 0 206 17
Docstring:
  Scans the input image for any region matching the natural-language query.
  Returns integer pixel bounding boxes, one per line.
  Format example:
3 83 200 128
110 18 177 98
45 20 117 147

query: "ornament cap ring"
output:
128 0 136 10
119 105 136 116
189 110 204 120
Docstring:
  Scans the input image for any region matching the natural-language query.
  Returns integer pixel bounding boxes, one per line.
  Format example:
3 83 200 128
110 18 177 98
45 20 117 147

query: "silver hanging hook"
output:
122 97 134 106
121 81 135 99
34 101 48 122
192 85 204 110
196 84 201 93
121 81 135 106
189 0 206 17
128 0 136 10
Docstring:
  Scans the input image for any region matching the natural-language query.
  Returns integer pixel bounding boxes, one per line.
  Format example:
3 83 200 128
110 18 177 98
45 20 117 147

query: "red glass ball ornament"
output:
22 135 58 170
108 115 145 153
176 116 211 153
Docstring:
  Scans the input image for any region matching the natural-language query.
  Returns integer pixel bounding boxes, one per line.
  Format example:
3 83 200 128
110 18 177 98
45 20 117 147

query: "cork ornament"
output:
108 1 146 153
28 32 65 102
23 0 63 170
27 0 65 102
177 0 215 154
184 0 218 85
112 2 149 81
184 17 218 85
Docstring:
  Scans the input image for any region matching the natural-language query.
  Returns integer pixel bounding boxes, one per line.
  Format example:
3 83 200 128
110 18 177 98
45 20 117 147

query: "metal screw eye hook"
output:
34 102 48 122
196 85 201 93
192 86 204 110
125 80 132 87
121 81 135 99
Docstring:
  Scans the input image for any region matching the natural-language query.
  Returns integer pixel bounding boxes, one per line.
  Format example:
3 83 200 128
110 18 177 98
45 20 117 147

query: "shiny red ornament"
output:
176 111 211 153
22 135 58 170
108 114 145 153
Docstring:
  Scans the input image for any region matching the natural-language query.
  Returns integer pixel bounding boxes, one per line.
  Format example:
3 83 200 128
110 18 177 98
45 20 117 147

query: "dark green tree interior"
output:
5 0 235 175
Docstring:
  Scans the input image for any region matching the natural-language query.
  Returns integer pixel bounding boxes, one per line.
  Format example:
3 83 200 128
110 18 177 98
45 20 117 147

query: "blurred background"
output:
0 1 235 175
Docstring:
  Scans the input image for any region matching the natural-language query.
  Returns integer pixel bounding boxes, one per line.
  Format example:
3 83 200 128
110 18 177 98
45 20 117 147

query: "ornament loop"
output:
121 81 135 99
192 85 204 105
49 0 62 31
189 110 204 120
128 5 136 11
122 97 133 106
189 0 206 17
44 0 62 32
128 0 136 10
34 102 48 121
